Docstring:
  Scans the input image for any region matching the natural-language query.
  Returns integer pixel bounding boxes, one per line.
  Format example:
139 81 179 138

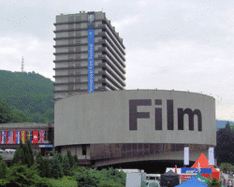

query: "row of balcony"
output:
54 16 124 49
54 31 125 61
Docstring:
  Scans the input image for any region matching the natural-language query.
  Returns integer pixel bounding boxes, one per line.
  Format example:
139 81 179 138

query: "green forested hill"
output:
0 70 54 123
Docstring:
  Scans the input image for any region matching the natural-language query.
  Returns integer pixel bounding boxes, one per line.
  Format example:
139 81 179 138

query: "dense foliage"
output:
215 122 234 165
0 70 54 123
12 139 34 167
1 140 126 186
0 163 52 187
74 167 126 187
0 148 126 187
219 162 233 173
207 177 221 187
0 99 31 123
35 151 51 178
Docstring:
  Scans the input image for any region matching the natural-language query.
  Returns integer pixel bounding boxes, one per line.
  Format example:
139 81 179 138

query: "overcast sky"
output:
0 0 234 121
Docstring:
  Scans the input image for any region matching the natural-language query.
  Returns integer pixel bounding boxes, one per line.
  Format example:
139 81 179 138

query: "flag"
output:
2 131 6 144
27 131 33 143
5 131 8 144
38 130 45 143
175 165 177 174
33 131 38 144
15 131 20 144
21 131 26 143
14 131 16 144
7 131 14 144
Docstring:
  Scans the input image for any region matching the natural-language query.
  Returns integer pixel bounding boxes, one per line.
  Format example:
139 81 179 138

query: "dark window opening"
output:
82 144 87 155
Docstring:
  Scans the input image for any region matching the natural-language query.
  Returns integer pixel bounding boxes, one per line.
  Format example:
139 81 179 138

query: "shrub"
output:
3 163 52 187
0 160 8 179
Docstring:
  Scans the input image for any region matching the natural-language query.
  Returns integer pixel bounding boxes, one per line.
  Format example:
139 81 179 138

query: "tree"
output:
0 99 13 123
215 128 234 165
35 152 51 178
74 167 99 187
0 99 31 123
10 108 31 123
219 163 233 173
12 139 34 167
74 167 126 187
207 177 221 187
73 154 79 167
226 122 232 131
23 139 34 167
62 155 71 176
49 151 64 179
66 149 75 169
12 140 25 165
100 168 126 186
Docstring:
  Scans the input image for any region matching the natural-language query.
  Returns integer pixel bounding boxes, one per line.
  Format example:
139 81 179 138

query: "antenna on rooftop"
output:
21 56 24 72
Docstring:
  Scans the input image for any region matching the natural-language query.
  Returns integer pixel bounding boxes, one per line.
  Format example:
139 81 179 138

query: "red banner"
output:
14 131 16 144
5 131 8 144
33 131 38 144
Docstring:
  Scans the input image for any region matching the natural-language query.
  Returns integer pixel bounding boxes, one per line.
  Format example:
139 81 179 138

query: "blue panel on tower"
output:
88 29 95 92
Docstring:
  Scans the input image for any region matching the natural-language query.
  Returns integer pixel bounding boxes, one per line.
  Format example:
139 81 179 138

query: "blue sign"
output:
181 168 212 174
45 145 53 148
88 29 95 92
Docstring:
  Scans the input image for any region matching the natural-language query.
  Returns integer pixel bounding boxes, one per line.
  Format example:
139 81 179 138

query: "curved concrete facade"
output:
55 90 216 146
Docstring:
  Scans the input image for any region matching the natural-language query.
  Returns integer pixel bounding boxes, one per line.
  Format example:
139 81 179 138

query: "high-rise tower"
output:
53 11 126 100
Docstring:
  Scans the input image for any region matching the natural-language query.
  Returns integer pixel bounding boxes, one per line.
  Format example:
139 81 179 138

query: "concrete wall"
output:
55 90 216 146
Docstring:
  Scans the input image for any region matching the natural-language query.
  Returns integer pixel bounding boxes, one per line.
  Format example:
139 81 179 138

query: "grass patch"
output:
47 176 78 187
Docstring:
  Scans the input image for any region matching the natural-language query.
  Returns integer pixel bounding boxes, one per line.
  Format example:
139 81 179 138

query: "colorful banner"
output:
38 130 45 143
33 131 38 144
7 131 14 144
88 28 95 93
0 130 47 144
27 131 33 143
2 131 6 144
21 131 26 143
13 131 19 144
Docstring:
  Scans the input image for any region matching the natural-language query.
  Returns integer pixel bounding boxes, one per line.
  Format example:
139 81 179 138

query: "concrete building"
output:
53 11 126 100
54 90 216 171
